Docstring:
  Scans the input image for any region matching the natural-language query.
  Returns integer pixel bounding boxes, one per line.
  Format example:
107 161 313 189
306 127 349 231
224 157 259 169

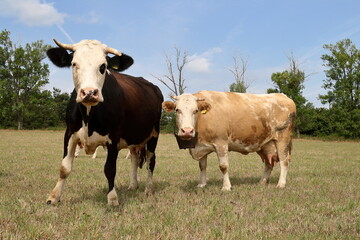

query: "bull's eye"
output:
175 108 181 114
72 62 77 68
99 64 106 74
194 109 199 114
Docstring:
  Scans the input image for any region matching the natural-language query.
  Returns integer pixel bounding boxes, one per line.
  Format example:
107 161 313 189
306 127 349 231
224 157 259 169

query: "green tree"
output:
267 55 307 137
320 39 360 138
320 39 360 110
0 29 50 129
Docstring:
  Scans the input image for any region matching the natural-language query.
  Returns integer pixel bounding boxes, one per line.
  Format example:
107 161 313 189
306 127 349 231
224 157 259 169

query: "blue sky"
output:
1 0 360 106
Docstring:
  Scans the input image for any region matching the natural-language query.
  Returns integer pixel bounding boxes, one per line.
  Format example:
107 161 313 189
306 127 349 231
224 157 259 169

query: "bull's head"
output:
47 39 134 106
162 93 211 141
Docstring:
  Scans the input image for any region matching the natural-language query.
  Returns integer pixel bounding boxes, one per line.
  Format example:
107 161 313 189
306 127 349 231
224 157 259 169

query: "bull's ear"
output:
162 101 176 112
198 101 211 112
47 48 72 67
107 54 134 72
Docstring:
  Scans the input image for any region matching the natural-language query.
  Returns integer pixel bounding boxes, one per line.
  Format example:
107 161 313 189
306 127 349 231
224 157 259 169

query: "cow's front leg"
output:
47 133 78 205
197 156 207 188
215 144 231 191
128 148 139 190
104 144 119 206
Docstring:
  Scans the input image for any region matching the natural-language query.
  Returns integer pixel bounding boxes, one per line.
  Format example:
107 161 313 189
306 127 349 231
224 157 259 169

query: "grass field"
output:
0 130 359 239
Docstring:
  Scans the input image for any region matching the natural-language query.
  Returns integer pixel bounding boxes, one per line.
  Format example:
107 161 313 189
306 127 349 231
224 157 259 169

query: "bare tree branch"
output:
228 53 250 93
153 47 189 97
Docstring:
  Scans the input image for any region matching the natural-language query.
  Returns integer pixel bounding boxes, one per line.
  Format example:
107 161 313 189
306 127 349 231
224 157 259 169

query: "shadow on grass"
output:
180 176 263 193
69 180 171 210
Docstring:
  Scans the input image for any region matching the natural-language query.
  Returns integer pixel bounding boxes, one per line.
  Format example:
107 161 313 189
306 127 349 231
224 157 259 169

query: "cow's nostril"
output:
93 89 99 96
80 89 86 97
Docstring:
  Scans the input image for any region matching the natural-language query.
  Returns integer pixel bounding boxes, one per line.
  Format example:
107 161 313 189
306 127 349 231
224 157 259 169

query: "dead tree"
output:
228 53 250 93
152 47 189 97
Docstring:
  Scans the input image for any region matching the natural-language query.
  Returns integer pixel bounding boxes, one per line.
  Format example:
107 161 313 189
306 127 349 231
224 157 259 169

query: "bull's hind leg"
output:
47 132 78 204
215 144 231 191
144 136 159 195
275 140 292 188
104 143 120 206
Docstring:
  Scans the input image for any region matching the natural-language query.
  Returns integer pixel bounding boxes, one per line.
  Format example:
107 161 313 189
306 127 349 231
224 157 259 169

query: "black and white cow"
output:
46 39 163 206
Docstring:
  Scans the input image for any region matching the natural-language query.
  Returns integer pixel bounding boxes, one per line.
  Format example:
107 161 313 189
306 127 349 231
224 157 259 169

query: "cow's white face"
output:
47 39 134 107
162 94 211 140
71 40 108 105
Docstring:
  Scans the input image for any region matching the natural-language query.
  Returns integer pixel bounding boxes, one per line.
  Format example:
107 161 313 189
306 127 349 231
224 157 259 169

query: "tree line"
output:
1 29 359 138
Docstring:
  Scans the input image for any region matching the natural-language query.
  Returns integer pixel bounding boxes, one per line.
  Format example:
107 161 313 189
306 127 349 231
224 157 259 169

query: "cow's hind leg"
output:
275 140 292 188
47 132 78 204
260 155 274 184
104 143 119 206
144 136 158 195
215 144 231 191
128 147 140 190
197 156 208 188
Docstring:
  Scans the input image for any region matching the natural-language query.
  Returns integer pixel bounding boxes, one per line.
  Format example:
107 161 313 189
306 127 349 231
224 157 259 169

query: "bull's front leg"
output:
197 156 207 188
47 133 78 204
104 143 120 206
215 144 231 191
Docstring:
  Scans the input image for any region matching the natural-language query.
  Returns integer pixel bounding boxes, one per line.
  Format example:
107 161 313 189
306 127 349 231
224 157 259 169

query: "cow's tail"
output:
275 112 296 131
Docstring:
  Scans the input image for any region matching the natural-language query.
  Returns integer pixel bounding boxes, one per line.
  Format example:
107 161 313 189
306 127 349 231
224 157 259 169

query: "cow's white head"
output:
47 39 134 106
162 93 211 140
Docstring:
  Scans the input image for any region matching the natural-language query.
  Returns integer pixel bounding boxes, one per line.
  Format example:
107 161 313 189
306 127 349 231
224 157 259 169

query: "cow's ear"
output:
162 101 176 112
107 54 134 72
198 101 211 112
47 48 73 67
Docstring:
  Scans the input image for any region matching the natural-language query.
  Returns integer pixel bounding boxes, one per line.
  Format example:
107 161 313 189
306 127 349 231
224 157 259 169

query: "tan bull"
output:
162 91 296 190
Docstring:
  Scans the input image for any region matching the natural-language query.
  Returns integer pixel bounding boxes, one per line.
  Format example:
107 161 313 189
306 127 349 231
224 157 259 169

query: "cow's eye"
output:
194 109 199 114
175 108 181 114
72 62 77 68
99 64 106 74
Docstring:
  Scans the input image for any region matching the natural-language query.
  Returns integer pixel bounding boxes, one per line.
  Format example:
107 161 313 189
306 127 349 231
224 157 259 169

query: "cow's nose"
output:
180 127 194 138
80 88 99 103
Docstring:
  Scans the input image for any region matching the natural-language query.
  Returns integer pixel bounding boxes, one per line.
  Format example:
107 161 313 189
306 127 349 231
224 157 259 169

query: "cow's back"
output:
193 91 295 152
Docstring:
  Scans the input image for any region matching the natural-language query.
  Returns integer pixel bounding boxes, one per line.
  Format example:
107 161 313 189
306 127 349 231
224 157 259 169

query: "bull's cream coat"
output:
163 91 296 190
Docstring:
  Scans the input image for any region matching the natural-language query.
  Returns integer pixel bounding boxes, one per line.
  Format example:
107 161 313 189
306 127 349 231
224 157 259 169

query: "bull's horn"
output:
53 38 75 51
104 46 122 56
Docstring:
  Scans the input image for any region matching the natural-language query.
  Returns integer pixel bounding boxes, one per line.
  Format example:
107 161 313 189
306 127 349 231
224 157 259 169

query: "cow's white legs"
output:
47 134 78 204
128 149 139 190
276 141 290 188
145 151 155 195
197 156 207 188
215 144 231 191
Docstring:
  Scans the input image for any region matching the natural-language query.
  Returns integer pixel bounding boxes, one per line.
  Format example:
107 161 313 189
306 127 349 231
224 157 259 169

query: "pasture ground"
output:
0 130 359 239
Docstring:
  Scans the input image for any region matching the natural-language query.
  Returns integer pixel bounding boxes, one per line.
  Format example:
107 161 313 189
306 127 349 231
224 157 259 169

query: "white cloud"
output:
187 47 222 73
0 0 65 26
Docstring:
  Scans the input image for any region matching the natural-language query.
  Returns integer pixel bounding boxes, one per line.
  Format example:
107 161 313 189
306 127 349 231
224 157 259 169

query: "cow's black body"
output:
63 71 163 196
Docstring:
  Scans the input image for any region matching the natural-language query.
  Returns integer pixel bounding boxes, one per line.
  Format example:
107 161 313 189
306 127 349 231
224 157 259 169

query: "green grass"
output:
0 130 359 239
